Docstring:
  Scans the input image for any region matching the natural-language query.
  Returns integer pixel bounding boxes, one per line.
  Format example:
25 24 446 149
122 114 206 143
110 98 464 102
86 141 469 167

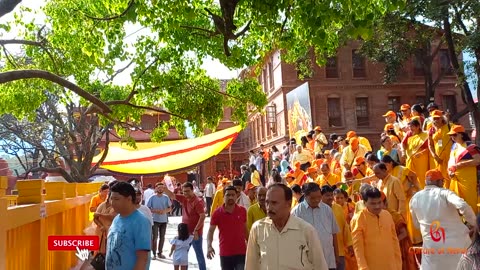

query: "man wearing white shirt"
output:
233 179 251 210
410 169 476 270
204 176 216 217
143 183 155 205
291 145 313 171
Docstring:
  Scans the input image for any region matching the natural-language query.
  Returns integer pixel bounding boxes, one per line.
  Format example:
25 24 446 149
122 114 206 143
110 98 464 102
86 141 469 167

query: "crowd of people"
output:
82 102 480 270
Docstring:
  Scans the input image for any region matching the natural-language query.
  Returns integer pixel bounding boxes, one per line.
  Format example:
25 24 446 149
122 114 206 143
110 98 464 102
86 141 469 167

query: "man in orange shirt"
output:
351 185 402 270
318 163 340 187
89 184 109 212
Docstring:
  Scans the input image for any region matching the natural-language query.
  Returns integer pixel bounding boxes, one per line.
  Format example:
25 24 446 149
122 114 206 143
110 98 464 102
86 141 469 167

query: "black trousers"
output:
206 196 213 216
152 222 167 255
220 255 245 270
172 200 182 216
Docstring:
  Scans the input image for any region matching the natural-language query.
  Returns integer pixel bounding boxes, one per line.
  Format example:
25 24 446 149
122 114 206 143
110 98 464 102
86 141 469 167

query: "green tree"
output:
360 13 453 107
0 0 402 179
402 0 480 142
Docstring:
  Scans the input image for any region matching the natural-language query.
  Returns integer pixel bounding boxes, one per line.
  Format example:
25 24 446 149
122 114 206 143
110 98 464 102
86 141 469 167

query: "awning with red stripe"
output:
91 126 242 174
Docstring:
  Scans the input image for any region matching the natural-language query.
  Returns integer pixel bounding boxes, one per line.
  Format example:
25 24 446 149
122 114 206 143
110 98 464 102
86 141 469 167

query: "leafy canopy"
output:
0 0 403 141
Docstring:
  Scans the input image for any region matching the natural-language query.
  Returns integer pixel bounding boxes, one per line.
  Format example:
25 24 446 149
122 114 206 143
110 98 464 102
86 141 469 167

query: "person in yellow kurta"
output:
381 155 422 244
351 185 402 270
210 178 231 216
372 163 406 218
403 117 430 190
322 185 354 270
447 124 480 214
381 192 418 270
246 187 267 232
318 163 341 187
249 164 262 187
346 130 372 152
333 188 358 269
427 110 452 189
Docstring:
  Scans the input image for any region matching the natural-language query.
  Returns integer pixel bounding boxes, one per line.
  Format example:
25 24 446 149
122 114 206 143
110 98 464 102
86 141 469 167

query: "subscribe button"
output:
48 235 100 251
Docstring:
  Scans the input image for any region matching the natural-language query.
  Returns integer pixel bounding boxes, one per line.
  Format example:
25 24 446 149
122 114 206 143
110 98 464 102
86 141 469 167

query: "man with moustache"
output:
207 186 247 269
247 187 267 232
245 183 328 270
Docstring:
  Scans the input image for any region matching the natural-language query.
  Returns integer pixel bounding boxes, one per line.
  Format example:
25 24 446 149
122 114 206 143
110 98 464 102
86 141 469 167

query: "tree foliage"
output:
0 0 403 180
359 13 452 105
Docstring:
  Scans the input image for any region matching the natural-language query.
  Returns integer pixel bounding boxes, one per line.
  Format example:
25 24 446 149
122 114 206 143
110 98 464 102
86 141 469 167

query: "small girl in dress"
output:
169 223 194 270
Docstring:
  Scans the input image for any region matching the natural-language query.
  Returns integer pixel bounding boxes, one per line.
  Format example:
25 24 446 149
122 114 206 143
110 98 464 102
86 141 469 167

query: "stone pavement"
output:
150 216 221 269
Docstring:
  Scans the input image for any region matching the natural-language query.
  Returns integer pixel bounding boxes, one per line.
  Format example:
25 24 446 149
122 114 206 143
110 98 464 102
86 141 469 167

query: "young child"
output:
169 223 194 270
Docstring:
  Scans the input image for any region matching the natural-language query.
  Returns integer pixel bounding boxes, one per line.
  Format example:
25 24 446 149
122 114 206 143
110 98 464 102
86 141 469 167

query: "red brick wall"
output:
246 41 468 153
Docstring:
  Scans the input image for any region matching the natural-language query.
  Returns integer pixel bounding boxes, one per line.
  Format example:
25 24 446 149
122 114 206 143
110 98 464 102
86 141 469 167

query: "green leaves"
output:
0 0 405 143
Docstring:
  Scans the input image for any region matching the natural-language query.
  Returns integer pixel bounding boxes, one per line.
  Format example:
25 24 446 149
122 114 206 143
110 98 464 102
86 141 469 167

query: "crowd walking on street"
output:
81 102 480 270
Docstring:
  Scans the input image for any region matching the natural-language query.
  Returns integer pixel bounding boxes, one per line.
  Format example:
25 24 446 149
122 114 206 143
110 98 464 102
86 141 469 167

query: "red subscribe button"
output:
48 235 100 251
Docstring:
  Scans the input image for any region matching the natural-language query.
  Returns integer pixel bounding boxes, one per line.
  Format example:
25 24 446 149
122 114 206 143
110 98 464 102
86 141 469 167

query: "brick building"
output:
245 40 469 152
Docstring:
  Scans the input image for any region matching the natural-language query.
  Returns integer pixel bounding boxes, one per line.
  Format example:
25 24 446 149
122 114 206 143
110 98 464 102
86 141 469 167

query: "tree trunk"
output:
31 148 41 178
443 16 480 145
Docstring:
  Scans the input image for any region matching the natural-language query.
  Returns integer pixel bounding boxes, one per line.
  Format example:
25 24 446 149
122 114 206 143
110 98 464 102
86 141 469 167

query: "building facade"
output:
246 40 468 152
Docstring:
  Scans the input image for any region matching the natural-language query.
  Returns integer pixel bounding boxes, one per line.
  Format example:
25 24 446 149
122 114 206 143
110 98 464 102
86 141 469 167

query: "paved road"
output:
151 216 221 269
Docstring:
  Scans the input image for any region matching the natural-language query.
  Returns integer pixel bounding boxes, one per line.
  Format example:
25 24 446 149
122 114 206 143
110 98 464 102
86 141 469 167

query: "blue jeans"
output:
191 235 206 270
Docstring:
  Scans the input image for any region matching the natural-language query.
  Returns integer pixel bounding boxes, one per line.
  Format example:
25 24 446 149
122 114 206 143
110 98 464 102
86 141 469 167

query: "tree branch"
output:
0 0 22 18
1 44 17 68
105 100 188 120
186 81 243 101
103 59 134 84
0 69 112 113
234 20 252 39
89 125 110 175
0 39 44 46
453 5 470 35
280 5 292 35
180 25 220 36
0 39 59 72
79 0 134 21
